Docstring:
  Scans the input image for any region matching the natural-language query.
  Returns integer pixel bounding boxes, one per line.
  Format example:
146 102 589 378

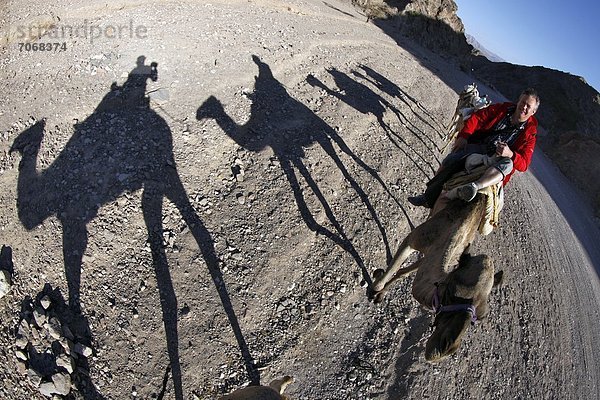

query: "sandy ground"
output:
1 0 599 399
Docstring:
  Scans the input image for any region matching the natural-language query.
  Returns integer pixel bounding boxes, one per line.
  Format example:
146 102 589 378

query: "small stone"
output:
46 317 62 340
15 359 27 375
51 372 71 395
236 193 245 205
15 349 27 361
40 295 51 310
56 353 74 374
15 335 28 349
59 338 73 355
39 381 57 397
33 307 47 327
18 319 30 337
74 343 93 357
347 370 358 382
0 269 11 298
28 368 42 386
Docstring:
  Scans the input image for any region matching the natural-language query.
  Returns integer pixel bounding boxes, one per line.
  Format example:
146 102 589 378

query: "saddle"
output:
443 165 503 235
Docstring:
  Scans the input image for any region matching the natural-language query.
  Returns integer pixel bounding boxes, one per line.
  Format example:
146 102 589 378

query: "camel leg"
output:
442 116 459 152
165 175 260 386
445 109 460 133
372 259 422 303
141 185 184 400
61 217 88 313
11 121 47 230
373 237 416 292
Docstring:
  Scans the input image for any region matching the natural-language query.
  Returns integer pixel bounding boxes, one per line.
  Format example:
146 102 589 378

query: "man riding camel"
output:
409 88 540 208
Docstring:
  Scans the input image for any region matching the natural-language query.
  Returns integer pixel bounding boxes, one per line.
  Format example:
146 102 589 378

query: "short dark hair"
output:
521 88 540 110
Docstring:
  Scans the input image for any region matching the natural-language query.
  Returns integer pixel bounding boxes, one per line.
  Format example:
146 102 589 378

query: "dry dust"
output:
1 0 599 399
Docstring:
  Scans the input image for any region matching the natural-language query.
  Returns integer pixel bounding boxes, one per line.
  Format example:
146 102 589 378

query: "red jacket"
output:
458 102 538 185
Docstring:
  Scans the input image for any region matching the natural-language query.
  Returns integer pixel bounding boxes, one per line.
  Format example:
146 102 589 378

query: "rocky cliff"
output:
353 0 472 61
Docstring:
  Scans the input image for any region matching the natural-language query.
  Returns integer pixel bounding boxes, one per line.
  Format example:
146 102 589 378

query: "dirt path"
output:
1 0 599 399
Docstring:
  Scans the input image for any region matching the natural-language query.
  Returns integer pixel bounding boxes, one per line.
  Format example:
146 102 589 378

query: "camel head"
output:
9 119 45 157
425 253 502 362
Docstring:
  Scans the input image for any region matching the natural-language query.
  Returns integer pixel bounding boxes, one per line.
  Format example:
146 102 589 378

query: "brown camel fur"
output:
372 194 502 361
219 376 294 400
442 84 490 151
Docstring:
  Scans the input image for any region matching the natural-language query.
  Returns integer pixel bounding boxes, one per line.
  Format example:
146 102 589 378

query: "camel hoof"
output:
371 269 386 293
373 291 385 304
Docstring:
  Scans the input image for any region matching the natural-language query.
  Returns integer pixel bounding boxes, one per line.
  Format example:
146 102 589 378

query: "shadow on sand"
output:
197 55 415 281
10 56 259 399
307 66 441 177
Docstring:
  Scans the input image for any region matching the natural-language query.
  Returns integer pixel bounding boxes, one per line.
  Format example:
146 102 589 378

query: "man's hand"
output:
495 141 513 158
452 137 467 152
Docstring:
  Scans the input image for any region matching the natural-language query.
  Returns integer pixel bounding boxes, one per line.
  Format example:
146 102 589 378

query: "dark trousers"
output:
422 156 467 208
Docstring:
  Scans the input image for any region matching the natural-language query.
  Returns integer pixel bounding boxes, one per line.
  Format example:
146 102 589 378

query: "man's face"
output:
514 95 538 122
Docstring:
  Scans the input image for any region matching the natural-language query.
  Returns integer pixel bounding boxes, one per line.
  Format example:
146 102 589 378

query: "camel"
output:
219 376 294 400
372 194 503 362
442 83 491 151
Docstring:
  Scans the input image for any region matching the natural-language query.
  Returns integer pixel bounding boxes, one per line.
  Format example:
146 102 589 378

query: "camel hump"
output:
219 375 294 400
269 375 294 393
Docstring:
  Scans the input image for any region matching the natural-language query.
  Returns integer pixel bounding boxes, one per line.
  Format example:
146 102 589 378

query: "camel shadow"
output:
10 56 259 399
307 68 438 179
197 55 404 282
355 65 442 138
306 66 446 179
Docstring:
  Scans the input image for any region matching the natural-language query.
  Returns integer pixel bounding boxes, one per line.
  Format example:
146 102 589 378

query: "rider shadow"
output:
352 65 443 163
10 56 259 399
197 55 399 280
307 68 437 178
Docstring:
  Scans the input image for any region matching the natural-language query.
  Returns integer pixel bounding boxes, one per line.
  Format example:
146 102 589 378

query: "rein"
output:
432 285 477 324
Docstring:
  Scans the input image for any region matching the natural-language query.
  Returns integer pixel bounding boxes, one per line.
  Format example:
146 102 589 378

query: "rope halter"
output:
432 285 478 324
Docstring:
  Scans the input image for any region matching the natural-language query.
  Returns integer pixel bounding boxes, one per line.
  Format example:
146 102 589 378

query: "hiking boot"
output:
408 194 429 207
456 183 478 202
